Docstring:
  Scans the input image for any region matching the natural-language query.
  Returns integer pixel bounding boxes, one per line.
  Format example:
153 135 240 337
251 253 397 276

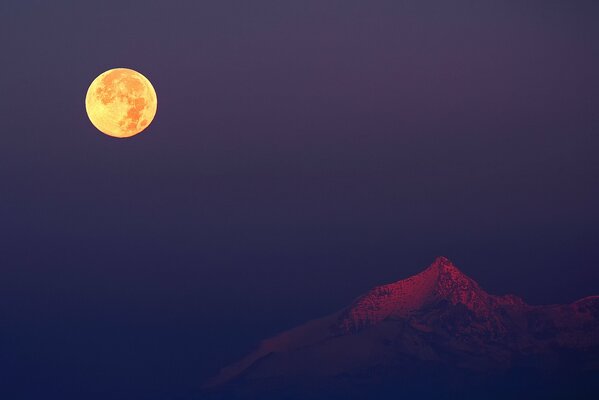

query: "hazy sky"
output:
1 1 598 399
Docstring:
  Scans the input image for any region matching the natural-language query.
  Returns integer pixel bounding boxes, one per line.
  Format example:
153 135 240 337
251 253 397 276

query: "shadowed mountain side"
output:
204 257 599 399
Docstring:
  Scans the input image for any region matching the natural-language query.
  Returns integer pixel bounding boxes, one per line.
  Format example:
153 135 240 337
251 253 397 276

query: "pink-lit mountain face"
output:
207 257 599 398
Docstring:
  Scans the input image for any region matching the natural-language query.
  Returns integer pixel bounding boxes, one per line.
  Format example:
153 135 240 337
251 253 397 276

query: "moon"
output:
85 68 157 138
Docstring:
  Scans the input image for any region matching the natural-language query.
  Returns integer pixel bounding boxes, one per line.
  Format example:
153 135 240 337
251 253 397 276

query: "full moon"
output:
85 68 157 138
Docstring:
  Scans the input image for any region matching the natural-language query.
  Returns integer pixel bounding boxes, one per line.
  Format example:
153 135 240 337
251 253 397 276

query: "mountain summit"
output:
206 257 599 399
336 256 523 333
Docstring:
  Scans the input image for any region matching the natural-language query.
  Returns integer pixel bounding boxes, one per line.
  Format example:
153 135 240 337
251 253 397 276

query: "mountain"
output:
205 257 599 399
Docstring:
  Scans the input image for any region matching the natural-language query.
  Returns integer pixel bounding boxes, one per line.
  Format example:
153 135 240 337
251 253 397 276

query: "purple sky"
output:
1 1 598 399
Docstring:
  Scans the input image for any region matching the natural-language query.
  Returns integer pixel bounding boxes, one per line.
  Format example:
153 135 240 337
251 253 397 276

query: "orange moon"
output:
85 68 157 138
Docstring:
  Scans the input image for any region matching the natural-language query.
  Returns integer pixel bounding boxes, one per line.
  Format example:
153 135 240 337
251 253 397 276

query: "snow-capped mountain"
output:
206 257 599 399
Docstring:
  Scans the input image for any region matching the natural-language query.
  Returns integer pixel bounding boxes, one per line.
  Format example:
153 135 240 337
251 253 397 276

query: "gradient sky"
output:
1 1 599 399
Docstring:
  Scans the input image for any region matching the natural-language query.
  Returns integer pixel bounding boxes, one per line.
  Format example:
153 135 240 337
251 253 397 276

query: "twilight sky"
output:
1 1 598 399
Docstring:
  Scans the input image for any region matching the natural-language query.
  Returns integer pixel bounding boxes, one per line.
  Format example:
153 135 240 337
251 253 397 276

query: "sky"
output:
1 1 599 399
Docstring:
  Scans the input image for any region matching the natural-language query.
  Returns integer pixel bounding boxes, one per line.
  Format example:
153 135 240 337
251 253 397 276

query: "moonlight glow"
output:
85 68 157 138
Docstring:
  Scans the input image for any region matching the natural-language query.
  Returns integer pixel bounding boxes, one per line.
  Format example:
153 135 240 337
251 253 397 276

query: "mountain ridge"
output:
335 256 525 333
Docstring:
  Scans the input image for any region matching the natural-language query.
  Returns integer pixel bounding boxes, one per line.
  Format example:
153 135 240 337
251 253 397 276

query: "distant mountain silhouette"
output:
205 257 599 399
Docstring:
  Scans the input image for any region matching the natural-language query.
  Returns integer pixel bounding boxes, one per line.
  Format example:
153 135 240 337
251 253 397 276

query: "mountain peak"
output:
336 257 487 332
431 255 454 267
425 256 466 277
